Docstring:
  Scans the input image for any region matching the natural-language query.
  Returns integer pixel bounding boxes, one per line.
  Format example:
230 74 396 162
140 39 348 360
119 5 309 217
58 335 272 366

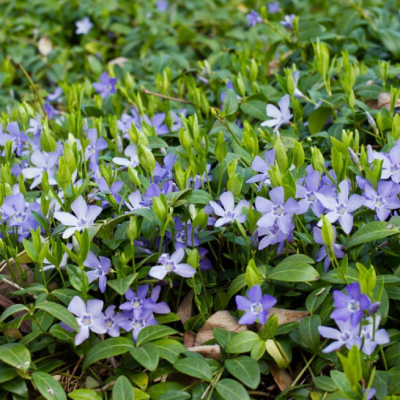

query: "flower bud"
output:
367 302 380 316
116 136 124 156
251 230 259 251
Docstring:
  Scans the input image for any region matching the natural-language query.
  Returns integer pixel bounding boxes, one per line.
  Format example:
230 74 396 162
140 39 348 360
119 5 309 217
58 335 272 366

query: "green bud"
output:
108 115 118 139
311 147 324 173
293 141 305 169
227 174 243 197
321 215 334 248
127 216 139 242
153 194 168 224
237 73 246 98
41 118 57 152
58 156 72 190
274 135 288 173
245 259 260 288
249 59 258 82
128 166 141 188
215 132 227 163
138 145 155 174
187 248 199 270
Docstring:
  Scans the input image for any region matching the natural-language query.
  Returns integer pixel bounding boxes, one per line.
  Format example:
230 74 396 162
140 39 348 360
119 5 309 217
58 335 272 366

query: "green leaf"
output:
0 343 31 371
32 372 66 400
380 29 400 58
106 273 138 295
158 391 190 400
240 100 267 120
313 376 337 392
174 357 213 382
82 338 135 370
36 301 79 333
214 328 237 349
186 190 212 205
306 286 331 313
227 274 246 301
346 221 399 249
224 89 239 116
130 342 159 371
68 389 102 400
215 379 250 400
267 255 318 282
0 360 18 383
154 339 186 364
0 304 29 322
225 331 260 354
308 106 333 134
112 376 134 400
225 356 260 389
136 325 178 347
299 315 321 352
148 382 184 400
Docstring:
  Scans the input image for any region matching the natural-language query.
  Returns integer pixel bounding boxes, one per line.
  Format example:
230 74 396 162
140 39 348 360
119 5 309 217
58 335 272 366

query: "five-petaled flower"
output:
261 95 292 132
93 72 117 99
209 191 249 227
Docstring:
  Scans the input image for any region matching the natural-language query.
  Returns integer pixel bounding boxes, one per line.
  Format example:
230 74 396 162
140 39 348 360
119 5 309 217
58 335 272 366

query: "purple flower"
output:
187 164 212 190
256 186 300 235
146 113 169 136
247 10 263 27
150 286 171 314
257 222 294 251
368 143 400 183
221 80 241 102
0 122 28 156
120 285 156 317
236 285 277 325
26 116 42 144
292 71 305 99
359 179 400 221
1 193 41 241
318 319 361 353
268 2 281 14
149 248 196 280
104 306 129 337
118 109 142 137
54 195 102 239
209 191 249 227
156 0 168 12
75 17 93 35
84 252 110 293
118 308 158 341
168 216 199 250
361 316 389 355
93 72 117 99
331 283 371 327
313 227 344 272
280 14 295 30
96 178 123 205
261 95 292 131
85 128 108 160
62 296 107 345
246 149 275 189
22 149 60 189
364 388 376 400
154 153 177 183
316 180 365 234
113 144 140 168
44 103 59 119
47 87 63 102
143 181 178 207
198 247 213 271
43 244 71 271
125 190 147 211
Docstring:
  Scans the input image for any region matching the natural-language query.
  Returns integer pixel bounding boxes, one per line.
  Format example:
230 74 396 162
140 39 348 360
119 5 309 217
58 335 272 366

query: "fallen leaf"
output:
183 331 195 348
177 290 193 324
268 361 293 391
269 308 309 325
109 57 129 67
378 92 400 110
38 37 52 56
187 345 221 361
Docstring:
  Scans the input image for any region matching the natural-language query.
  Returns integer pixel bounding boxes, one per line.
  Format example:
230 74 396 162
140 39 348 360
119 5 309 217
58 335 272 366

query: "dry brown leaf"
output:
270 308 309 325
268 361 293 391
3 329 23 339
187 345 221 361
378 92 400 110
0 263 34 298
109 57 129 67
38 37 52 56
195 311 247 346
177 290 193 324
183 331 195 348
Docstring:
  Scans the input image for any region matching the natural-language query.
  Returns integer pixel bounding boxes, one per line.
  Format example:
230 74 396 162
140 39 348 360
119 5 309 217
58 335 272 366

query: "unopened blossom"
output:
247 10 263 26
318 319 361 353
293 71 305 98
297 170 336 217
209 191 249 227
84 128 108 160
120 285 156 317
256 186 300 235
236 285 277 325
61 296 107 345
93 72 117 99
359 179 400 221
313 227 344 272
103 306 129 337
360 316 389 355
331 282 371 327
280 14 295 30
149 248 196 280
261 95 292 132
54 195 102 238
76 17 93 35
84 252 110 293
246 149 275 189
118 308 158 341
316 180 365 234
113 144 140 168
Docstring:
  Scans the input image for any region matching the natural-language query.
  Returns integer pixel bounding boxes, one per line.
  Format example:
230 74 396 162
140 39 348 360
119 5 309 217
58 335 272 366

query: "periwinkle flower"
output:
257 222 294 251
261 95 292 132
318 319 361 353
198 247 213 271
26 116 42 145
247 10 263 27
363 388 376 400
268 2 281 14
236 285 277 325
368 143 400 183
96 178 123 205
313 227 344 272
93 72 117 99
359 179 400 221
118 308 158 341
220 80 241 102
0 122 28 156
75 17 93 35
113 144 140 168
149 248 196 280
84 252 110 293
331 282 371 327
246 149 275 189
84 128 108 160
154 153 177 183
44 103 59 119
360 316 389 355
280 14 295 30
316 180 365 234
61 296 107 345
292 71 305 99
156 0 168 12
125 190 147 211
168 216 199 250
209 191 249 227
120 285 156 317
54 195 102 238
103 306 129 337
150 286 171 313
256 186 300 235
47 87 63 102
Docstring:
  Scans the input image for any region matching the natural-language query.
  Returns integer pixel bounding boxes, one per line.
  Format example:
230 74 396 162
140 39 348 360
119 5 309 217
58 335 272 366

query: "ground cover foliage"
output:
2 0 400 399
